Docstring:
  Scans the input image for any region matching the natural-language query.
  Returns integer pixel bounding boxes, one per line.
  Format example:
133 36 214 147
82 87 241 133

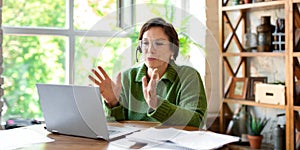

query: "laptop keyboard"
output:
108 129 121 135
108 126 124 135
107 125 140 138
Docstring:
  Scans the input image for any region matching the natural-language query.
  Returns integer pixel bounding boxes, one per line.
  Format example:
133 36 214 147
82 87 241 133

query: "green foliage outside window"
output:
3 0 66 27
2 0 66 120
3 36 65 120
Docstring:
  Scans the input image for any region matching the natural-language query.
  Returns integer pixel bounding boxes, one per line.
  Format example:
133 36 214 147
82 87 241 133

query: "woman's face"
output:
141 27 174 70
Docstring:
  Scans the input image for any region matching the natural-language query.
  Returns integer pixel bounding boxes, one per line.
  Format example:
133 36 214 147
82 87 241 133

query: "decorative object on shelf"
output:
244 32 257 52
238 106 247 139
225 105 242 135
275 18 285 33
228 77 248 99
226 105 248 139
232 0 240 5
244 0 252 4
255 83 285 105
273 114 286 150
272 32 285 51
273 18 285 51
256 16 275 52
247 110 269 149
246 77 267 100
255 0 264 2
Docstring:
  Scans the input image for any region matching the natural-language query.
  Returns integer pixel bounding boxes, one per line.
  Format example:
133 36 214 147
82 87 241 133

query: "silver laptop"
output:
36 83 139 140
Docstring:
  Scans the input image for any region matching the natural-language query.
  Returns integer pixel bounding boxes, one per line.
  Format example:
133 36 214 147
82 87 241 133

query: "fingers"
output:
90 68 104 82
142 76 148 88
142 69 159 94
89 66 111 84
152 68 159 80
148 69 159 88
142 76 148 96
88 75 101 85
98 66 110 80
142 69 160 109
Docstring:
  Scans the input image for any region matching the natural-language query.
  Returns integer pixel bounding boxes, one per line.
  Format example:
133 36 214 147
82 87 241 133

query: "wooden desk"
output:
19 121 199 150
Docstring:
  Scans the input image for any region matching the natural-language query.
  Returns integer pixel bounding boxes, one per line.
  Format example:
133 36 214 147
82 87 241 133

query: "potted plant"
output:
247 112 269 149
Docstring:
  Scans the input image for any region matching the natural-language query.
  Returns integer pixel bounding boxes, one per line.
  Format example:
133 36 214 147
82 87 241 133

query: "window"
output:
2 0 205 122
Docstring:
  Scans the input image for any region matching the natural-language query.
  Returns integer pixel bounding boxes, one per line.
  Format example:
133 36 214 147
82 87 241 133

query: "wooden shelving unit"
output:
221 1 285 11
223 52 285 57
219 0 297 149
224 99 286 109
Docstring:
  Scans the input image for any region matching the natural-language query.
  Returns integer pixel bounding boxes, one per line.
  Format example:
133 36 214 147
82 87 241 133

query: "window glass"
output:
74 36 133 85
2 0 66 28
74 0 119 31
2 35 66 120
136 0 180 5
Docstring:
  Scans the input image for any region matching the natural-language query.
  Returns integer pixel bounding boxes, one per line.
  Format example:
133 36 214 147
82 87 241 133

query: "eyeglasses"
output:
138 40 170 51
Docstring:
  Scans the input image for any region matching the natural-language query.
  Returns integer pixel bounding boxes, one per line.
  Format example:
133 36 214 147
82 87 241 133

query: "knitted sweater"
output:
104 61 207 128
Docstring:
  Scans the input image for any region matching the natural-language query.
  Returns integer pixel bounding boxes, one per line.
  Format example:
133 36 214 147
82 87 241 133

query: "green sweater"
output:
104 61 207 128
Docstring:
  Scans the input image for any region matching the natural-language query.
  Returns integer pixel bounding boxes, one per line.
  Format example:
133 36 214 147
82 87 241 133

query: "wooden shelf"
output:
219 0 295 149
293 52 300 57
222 52 286 57
294 106 300 111
224 99 286 109
222 1 285 11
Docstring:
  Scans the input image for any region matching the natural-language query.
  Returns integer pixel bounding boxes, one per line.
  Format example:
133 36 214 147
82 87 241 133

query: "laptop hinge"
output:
51 130 59 133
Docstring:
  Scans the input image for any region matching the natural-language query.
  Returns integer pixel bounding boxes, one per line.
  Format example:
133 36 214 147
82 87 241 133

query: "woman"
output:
88 17 207 128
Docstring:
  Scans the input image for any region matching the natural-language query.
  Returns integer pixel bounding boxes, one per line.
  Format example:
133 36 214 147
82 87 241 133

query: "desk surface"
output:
19 121 199 150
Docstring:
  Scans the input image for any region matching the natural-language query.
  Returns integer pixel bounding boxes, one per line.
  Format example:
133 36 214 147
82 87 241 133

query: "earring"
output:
170 55 174 60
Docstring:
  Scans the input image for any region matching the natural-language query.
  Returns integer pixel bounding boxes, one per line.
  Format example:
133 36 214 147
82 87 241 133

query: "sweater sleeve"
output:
147 68 207 128
103 101 126 121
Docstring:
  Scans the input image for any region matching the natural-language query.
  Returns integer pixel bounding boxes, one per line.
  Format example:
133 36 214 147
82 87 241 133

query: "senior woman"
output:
88 17 207 128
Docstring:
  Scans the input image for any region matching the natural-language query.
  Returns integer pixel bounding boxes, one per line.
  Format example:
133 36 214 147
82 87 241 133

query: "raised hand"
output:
142 69 159 109
88 66 121 108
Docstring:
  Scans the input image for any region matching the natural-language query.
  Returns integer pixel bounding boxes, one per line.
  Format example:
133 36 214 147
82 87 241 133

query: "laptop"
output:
36 83 139 140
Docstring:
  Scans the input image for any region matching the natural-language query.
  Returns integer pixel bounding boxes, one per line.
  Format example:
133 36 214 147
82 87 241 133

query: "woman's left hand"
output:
142 69 159 109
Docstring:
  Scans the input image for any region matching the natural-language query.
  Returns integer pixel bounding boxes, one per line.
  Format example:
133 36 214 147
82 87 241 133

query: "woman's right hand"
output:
88 66 121 108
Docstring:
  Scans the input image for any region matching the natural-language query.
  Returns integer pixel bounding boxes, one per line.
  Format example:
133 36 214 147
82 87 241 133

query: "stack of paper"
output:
0 127 54 150
120 127 240 149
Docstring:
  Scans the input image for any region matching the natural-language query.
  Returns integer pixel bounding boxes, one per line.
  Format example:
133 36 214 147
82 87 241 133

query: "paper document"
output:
0 127 54 150
108 138 191 150
126 127 187 143
171 131 240 149
126 127 240 149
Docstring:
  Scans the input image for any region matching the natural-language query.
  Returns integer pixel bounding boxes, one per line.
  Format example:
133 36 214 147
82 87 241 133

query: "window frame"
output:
2 0 132 84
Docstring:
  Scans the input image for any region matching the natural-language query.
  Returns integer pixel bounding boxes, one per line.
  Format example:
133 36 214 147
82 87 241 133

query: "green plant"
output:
247 113 269 136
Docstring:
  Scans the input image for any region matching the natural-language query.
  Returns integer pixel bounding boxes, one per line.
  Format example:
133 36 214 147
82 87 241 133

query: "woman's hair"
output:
138 17 179 60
